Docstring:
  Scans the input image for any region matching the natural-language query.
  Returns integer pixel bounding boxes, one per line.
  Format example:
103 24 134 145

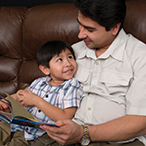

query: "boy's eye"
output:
57 58 62 62
68 55 73 59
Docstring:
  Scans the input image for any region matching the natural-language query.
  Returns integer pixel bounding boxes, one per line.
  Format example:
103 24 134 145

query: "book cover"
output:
0 88 57 128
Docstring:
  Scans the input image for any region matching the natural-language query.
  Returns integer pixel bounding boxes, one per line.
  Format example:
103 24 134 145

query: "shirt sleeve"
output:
126 45 146 115
62 78 83 109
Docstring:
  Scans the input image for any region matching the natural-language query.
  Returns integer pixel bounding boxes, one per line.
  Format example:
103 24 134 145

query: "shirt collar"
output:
40 75 69 89
102 29 128 62
40 76 51 86
77 29 127 62
77 44 97 60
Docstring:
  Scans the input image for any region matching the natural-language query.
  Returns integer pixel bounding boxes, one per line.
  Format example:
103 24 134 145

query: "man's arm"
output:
40 115 146 145
89 115 146 142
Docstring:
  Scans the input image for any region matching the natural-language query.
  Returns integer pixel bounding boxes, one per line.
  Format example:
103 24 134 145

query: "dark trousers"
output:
31 133 144 146
0 122 33 146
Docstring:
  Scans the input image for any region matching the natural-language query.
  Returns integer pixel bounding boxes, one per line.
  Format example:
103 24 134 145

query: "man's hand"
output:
40 119 83 145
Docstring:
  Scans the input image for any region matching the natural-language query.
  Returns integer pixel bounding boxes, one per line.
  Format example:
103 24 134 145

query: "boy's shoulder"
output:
64 78 81 88
30 76 50 87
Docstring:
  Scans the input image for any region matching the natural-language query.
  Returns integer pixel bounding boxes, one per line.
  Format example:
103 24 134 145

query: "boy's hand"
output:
16 90 37 107
0 100 10 112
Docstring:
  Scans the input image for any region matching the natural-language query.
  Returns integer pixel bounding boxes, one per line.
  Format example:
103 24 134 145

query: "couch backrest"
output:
0 0 146 96
123 0 146 44
0 3 79 96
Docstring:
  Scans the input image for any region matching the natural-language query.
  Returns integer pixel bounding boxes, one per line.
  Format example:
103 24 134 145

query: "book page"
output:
0 88 58 127
0 111 12 123
0 88 34 120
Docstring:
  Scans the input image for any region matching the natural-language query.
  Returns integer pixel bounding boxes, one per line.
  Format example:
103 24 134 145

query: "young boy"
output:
0 40 83 145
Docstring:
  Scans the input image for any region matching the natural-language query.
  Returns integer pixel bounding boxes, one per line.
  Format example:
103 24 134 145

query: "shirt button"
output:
96 62 98 65
26 127 29 131
46 95 48 98
88 107 91 110
38 109 41 112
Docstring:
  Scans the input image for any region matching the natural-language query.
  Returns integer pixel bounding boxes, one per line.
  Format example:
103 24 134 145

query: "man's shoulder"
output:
71 41 87 58
72 40 85 47
72 41 86 51
118 29 146 57
126 33 146 56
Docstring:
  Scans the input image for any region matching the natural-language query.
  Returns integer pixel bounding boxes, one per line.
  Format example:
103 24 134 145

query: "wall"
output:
0 0 73 7
0 0 131 7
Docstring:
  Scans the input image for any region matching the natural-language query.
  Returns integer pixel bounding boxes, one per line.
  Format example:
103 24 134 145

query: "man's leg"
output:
31 133 144 146
88 139 144 146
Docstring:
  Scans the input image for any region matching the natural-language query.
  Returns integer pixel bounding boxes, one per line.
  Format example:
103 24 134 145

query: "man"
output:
33 0 146 145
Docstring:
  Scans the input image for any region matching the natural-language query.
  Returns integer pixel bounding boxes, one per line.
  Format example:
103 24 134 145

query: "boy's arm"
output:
34 96 77 121
35 96 77 121
17 90 77 121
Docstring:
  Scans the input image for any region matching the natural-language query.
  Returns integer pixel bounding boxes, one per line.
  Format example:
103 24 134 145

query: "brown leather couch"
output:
0 0 146 96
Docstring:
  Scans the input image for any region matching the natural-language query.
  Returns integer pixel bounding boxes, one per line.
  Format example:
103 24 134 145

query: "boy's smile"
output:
63 68 74 74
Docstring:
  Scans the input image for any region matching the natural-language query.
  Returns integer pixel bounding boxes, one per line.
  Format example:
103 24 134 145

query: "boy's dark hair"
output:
74 0 126 31
36 40 76 68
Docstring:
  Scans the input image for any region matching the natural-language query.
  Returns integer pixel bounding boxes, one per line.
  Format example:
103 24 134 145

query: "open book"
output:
0 88 57 128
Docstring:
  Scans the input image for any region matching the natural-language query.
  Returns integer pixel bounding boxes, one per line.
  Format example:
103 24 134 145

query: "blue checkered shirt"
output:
11 76 83 140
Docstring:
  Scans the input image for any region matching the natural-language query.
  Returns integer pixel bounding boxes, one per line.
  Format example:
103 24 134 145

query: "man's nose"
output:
78 26 87 39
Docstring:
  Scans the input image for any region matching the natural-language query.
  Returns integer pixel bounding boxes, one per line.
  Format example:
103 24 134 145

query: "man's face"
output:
77 11 117 50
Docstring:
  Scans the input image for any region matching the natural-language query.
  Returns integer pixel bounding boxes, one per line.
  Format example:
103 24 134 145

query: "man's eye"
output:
87 29 94 32
57 58 62 62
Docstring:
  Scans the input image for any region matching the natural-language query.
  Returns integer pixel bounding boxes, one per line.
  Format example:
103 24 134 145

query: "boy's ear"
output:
112 23 121 35
39 65 50 75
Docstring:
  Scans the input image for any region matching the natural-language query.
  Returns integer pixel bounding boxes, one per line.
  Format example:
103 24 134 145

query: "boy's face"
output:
48 48 77 85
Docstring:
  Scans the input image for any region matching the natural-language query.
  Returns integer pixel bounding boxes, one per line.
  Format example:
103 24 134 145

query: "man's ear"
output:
39 65 50 75
112 23 121 35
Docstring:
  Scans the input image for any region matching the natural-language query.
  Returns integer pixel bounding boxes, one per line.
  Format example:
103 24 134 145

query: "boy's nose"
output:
65 59 71 66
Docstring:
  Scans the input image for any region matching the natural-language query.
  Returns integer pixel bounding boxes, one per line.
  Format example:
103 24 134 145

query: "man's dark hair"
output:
37 40 76 68
74 0 126 31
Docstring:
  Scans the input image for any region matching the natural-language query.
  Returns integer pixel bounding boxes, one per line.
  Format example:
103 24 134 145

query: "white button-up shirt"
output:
72 29 146 144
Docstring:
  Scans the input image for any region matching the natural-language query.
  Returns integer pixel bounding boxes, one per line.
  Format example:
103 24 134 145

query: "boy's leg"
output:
0 122 11 145
5 130 34 146
0 121 34 146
